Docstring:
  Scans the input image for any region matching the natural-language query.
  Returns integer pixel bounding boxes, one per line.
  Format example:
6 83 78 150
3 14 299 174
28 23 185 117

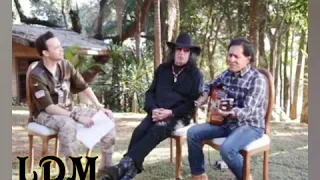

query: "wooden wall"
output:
12 42 40 103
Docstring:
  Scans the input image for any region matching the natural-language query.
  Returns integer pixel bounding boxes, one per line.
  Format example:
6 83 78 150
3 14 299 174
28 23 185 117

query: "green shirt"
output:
29 59 89 117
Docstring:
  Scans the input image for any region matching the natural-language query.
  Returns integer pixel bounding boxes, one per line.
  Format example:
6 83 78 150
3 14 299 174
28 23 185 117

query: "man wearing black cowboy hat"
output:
100 32 204 180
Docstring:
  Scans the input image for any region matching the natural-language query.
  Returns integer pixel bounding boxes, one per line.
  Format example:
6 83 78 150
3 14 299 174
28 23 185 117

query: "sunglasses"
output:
175 47 190 53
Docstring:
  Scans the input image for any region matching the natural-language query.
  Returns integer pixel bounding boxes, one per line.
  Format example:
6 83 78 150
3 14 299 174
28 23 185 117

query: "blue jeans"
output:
187 122 264 180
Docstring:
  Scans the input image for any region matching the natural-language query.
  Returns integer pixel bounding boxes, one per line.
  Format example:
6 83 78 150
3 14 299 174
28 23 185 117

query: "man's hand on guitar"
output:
212 107 236 118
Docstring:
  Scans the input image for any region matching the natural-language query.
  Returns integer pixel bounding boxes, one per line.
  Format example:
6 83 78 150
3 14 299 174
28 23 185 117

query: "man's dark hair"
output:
34 31 55 56
228 37 255 63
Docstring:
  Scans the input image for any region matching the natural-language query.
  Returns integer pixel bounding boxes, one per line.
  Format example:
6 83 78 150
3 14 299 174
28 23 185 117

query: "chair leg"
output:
170 137 173 163
86 148 92 157
41 137 49 157
28 134 34 173
53 137 59 169
263 150 269 180
175 136 183 180
41 137 49 180
243 152 251 180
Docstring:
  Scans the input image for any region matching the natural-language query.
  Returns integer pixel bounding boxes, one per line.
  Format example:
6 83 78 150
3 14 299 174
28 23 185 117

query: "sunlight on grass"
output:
12 110 29 115
296 145 308 150
114 113 146 119
269 145 308 157
12 126 25 131
273 132 308 136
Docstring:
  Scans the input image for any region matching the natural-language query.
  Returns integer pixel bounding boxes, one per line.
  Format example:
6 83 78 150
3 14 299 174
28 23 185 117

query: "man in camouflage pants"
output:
28 31 116 174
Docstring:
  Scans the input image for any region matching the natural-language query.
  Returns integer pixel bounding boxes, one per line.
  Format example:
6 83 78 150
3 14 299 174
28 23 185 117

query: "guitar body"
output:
207 87 233 125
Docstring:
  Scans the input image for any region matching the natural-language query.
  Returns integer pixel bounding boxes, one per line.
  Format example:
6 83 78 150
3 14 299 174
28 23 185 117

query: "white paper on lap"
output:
76 110 115 149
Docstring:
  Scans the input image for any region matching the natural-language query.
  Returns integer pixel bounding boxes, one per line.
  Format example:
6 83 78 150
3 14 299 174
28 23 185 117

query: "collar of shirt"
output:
38 58 63 79
231 64 251 77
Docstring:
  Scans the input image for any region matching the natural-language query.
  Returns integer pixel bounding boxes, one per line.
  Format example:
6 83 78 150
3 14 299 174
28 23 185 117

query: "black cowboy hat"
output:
166 32 201 55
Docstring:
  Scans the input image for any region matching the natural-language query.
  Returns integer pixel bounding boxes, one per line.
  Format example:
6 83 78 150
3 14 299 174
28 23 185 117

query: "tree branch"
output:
110 0 152 43
13 0 62 28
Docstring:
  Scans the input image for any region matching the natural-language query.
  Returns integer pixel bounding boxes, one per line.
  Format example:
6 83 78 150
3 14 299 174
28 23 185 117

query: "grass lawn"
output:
12 106 308 180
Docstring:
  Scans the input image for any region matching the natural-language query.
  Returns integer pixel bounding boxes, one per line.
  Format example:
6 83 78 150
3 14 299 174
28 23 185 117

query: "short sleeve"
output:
67 61 89 94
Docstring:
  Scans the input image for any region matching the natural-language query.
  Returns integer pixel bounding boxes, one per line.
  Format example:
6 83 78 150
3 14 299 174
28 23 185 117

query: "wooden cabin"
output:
12 24 110 104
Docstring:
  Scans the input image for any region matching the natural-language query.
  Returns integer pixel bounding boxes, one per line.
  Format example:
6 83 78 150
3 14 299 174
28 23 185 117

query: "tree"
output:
300 44 308 124
290 28 306 119
154 0 161 70
248 0 258 66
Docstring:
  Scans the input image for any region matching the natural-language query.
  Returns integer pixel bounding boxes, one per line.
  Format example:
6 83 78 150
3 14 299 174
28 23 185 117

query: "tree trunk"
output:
274 34 281 107
249 0 258 67
200 4 214 69
69 4 82 34
207 12 216 79
61 0 68 28
81 56 109 83
268 32 277 87
131 92 138 113
207 16 223 79
115 0 124 40
173 0 180 41
93 0 107 39
258 12 267 69
301 43 308 124
160 0 167 62
277 35 283 108
135 0 141 63
111 59 122 111
283 26 290 114
113 0 152 43
167 0 178 42
154 0 162 70
237 0 243 35
289 25 296 106
290 29 306 120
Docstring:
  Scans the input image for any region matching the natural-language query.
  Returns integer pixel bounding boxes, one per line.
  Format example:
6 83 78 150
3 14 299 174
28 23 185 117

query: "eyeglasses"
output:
175 48 190 53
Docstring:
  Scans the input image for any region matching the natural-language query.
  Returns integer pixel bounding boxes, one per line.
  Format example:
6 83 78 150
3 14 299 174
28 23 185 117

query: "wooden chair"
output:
169 108 199 180
25 61 92 174
202 68 274 180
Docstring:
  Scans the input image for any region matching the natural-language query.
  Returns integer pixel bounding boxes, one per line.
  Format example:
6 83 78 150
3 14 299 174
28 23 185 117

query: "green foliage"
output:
90 43 153 112
64 45 104 74
287 0 308 30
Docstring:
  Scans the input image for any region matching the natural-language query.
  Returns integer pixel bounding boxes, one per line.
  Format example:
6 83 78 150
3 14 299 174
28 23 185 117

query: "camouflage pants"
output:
34 106 116 170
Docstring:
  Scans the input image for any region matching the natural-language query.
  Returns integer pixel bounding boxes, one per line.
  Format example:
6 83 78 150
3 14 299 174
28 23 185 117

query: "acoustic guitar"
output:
207 87 234 125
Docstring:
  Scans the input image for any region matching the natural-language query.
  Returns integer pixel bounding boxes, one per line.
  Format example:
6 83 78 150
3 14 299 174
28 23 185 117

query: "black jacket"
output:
144 62 203 120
